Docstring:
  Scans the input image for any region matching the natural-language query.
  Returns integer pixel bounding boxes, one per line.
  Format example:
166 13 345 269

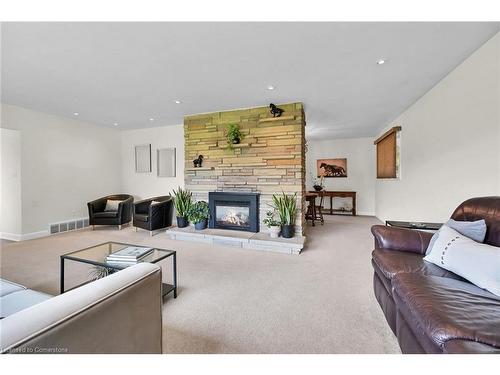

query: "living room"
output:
1 1 500 373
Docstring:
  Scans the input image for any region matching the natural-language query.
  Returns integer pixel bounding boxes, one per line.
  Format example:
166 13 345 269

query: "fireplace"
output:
208 192 259 232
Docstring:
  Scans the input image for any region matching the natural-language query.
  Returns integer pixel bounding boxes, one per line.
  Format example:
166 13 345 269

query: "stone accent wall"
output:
184 103 306 235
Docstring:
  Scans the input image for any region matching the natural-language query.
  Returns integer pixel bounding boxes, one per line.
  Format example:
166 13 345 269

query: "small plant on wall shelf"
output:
226 123 245 151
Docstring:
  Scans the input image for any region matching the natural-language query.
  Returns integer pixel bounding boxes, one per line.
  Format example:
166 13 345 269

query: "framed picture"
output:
157 148 176 177
135 144 152 173
317 158 347 178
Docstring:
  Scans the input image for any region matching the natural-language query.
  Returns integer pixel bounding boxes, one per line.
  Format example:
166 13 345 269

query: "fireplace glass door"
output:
215 203 250 229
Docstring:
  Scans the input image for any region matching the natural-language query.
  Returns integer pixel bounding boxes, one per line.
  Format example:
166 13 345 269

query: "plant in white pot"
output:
263 210 281 238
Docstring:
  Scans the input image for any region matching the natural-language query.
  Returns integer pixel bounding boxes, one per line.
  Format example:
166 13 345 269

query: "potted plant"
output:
226 123 245 150
263 210 281 238
171 187 192 228
188 200 210 230
272 192 297 238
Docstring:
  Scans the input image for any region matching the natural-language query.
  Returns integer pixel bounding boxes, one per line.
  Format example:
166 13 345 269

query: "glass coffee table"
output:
60 242 177 298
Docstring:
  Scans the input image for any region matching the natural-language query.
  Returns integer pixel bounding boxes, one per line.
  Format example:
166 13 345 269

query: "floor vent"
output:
49 218 89 235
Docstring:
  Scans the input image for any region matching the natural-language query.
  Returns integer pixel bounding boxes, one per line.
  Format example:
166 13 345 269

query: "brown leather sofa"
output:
371 197 500 354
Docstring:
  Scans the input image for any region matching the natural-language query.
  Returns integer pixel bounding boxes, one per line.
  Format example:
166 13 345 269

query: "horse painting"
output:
317 158 347 178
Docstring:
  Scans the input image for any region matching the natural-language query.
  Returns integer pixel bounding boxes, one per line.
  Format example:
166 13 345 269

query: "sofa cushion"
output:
92 211 118 218
424 225 500 296
372 249 464 283
0 279 26 297
134 214 149 222
0 289 53 318
392 273 500 351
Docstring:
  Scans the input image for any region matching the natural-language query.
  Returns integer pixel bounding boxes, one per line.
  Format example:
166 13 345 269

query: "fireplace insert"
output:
208 192 259 232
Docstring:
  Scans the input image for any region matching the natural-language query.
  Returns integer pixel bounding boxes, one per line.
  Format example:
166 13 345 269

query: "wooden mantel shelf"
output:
258 115 295 123
217 143 250 149
185 167 215 171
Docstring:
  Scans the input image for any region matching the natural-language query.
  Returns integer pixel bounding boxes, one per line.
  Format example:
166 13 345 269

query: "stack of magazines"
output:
106 246 154 266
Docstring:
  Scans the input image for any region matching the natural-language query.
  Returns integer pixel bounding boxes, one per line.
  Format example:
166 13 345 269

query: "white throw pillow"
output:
104 199 123 212
424 225 500 296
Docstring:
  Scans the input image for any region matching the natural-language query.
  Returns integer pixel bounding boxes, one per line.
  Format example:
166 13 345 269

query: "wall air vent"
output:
48 218 89 235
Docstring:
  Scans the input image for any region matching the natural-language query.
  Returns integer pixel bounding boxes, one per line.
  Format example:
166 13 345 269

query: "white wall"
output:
1 104 122 237
306 137 376 215
375 33 500 223
0 127 22 238
120 124 184 201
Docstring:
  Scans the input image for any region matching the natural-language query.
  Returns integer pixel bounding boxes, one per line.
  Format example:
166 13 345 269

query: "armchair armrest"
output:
134 199 152 214
118 197 133 223
87 197 107 214
0 263 162 354
371 225 433 255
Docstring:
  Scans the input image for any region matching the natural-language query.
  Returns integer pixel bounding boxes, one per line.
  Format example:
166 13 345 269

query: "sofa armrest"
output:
443 339 500 354
371 225 433 255
0 263 162 354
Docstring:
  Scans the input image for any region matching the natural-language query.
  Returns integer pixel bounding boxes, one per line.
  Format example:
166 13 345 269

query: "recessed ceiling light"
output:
73 112 79 116
267 85 275 90
376 59 386 65
113 122 119 127
174 100 181 104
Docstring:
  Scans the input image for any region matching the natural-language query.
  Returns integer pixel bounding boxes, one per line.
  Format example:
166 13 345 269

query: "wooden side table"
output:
308 191 356 216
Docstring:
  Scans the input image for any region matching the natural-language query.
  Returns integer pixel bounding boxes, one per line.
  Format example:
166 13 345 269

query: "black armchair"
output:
133 196 174 235
87 194 134 230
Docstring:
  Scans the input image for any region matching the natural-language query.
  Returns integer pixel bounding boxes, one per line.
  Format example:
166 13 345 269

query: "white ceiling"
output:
1 22 499 139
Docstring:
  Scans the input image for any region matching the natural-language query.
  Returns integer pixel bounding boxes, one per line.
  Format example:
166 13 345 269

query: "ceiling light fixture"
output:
149 118 154 122
73 112 79 116
174 100 181 104
113 122 119 127
267 85 275 90
376 59 386 65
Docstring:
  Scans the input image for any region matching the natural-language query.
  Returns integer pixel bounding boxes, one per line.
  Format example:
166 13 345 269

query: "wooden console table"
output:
308 191 356 216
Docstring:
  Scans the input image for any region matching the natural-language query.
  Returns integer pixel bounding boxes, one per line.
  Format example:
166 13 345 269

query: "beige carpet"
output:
0 215 400 354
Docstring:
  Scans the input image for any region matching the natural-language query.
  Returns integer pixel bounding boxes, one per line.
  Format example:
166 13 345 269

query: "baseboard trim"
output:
0 232 22 241
22 230 49 241
0 230 49 242
357 211 375 217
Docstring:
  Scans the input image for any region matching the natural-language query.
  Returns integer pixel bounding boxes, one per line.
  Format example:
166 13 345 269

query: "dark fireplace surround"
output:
208 192 259 233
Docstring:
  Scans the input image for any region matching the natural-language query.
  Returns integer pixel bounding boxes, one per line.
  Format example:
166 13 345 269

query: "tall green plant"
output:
171 187 193 217
272 192 297 226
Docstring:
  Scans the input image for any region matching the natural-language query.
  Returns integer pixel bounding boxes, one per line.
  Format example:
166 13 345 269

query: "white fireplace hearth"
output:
166 226 305 255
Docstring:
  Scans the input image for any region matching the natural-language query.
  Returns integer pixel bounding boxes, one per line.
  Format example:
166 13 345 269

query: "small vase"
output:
232 138 240 144
176 216 189 228
313 185 323 191
281 224 295 238
194 219 208 230
268 226 280 238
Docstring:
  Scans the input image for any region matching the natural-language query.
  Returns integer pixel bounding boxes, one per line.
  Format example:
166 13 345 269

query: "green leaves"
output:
226 123 245 151
272 192 297 225
263 210 280 227
187 200 210 224
171 187 193 217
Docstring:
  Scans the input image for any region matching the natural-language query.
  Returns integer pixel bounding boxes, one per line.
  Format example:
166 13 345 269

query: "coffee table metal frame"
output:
60 241 177 298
